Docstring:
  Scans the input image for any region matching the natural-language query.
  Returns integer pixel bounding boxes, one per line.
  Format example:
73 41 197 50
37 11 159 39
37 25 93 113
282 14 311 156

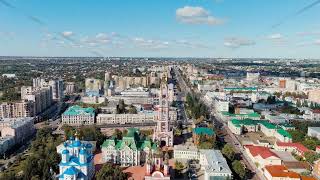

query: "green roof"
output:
102 128 157 151
63 105 95 116
277 128 292 139
230 119 259 126
193 127 215 136
259 121 276 129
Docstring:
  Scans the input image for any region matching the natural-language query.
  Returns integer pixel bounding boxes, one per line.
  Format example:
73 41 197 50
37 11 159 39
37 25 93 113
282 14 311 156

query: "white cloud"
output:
315 39 320 45
132 37 169 49
267 33 283 40
176 6 224 25
175 40 210 49
224 37 255 48
61 31 73 37
297 31 320 37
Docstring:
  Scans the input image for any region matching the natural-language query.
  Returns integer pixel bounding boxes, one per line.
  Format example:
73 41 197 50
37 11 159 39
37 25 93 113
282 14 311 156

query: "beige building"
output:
97 113 156 125
0 117 35 154
21 86 53 115
244 145 282 169
65 82 76 95
0 101 35 118
308 89 320 104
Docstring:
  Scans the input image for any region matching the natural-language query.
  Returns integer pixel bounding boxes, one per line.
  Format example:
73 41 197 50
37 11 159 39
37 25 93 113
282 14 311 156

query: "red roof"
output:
276 141 310 154
265 165 300 178
313 109 320 114
245 145 279 159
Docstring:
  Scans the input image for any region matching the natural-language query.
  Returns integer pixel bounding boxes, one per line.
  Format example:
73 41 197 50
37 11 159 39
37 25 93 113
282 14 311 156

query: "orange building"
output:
279 79 286 89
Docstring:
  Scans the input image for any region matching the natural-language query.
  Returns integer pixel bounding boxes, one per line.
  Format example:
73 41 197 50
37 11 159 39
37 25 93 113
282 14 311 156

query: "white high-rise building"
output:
65 82 76 95
49 79 64 101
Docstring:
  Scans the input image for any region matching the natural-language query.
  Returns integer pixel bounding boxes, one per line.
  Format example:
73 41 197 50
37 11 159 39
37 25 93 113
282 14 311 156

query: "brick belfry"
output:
153 73 173 147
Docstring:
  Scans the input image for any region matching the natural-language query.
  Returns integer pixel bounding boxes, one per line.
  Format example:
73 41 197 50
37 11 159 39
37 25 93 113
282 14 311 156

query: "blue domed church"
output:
56 133 95 180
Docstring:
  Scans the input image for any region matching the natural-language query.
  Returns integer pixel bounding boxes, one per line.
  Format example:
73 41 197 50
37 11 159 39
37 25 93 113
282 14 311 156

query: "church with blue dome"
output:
56 133 95 180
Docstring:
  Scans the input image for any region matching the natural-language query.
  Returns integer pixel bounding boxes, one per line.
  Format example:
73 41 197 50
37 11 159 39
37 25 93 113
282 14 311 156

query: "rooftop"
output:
245 145 279 159
276 141 309 154
265 165 300 178
63 105 95 116
199 149 232 175
193 127 215 136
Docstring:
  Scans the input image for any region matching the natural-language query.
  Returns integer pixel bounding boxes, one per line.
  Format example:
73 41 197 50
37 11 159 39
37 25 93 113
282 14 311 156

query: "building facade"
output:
49 79 64 101
96 113 156 125
101 128 157 166
153 78 173 147
62 106 95 126
0 117 35 154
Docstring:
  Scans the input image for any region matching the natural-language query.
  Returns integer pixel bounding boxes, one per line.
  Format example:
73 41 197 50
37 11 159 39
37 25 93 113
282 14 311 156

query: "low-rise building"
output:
96 113 156 124
221 111 261 121
199 149 232 180
101 128 157 166
307 127 320 140
245 145 282 168
62 106 95 126
173 144 199 160
274 141 310 157
264 165 300 180
228 119 292 142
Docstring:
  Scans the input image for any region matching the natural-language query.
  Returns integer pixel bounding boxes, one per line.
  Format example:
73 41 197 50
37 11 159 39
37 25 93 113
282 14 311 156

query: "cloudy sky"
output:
0 0 320 58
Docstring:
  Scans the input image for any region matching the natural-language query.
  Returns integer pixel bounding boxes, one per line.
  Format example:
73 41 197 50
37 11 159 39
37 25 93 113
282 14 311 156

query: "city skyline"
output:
1 0 320 58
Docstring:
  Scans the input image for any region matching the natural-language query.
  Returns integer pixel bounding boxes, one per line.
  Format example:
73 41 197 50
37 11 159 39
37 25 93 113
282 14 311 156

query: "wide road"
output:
175 66 264 180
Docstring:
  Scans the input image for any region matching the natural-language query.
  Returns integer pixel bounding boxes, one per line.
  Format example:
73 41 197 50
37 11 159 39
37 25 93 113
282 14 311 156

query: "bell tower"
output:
153 73 173 147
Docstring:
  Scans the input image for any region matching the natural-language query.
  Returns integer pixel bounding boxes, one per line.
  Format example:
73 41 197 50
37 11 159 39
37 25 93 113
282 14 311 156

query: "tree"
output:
174 161 185 177
296 99 301 107
128 105 137 114
288 130 305 143
222 144 236 161
96 163 128 180
304 151 320 164
301 137 320 150
113 129 123 139
116 99 126 114
0 171 16 180
232 160 246 179
267 96 276 104
174 128 182 136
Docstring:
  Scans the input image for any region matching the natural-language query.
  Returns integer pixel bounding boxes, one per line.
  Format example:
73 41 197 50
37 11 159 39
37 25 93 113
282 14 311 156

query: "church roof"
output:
102 129 157 151
64 166 78 175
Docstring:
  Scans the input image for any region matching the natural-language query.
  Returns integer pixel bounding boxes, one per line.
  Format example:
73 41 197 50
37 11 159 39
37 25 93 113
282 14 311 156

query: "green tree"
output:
232 160 246 179
222 144 236 161
113 129 123 139
96 163 128 180
116 99 126 114
0 171 16 180
288 130 305 143
301 137 320 151
174 161 185 177
296 99 301 107
304 151 320 164
128 105 137 114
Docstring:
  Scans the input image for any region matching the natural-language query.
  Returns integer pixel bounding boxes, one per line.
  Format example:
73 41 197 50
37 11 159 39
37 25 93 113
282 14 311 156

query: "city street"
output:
175 66 265 180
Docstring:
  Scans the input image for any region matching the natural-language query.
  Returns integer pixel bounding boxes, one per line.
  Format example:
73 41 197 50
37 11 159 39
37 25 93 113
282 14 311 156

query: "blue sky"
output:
0 0 320 58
